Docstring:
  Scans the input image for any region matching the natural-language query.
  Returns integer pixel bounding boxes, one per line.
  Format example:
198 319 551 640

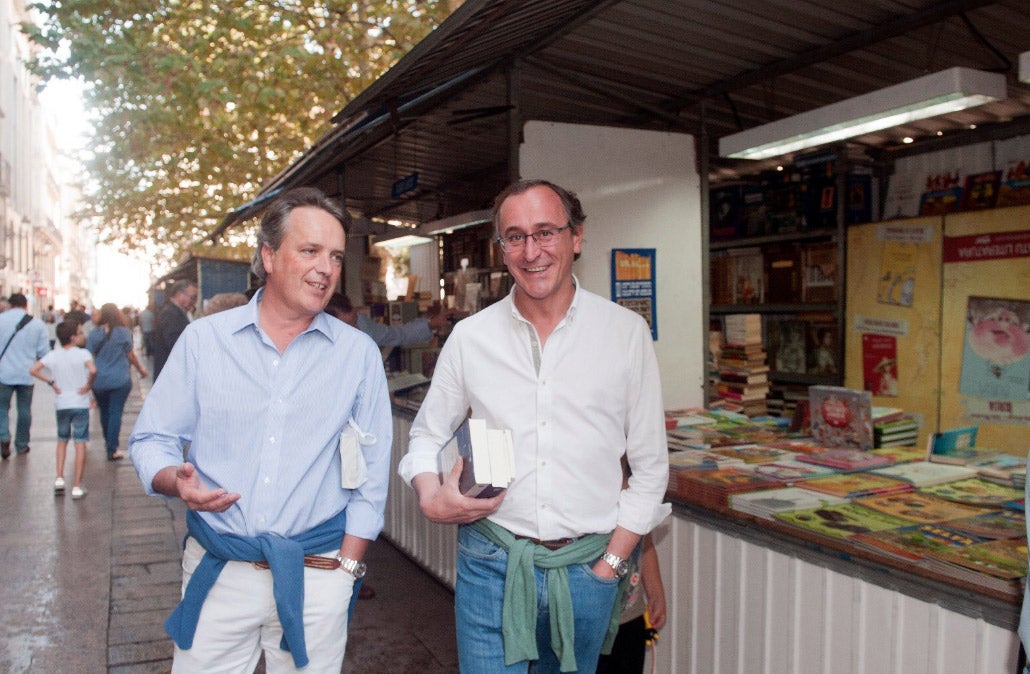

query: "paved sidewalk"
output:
0 366 457 673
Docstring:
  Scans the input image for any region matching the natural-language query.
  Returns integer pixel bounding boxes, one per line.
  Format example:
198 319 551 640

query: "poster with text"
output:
862 333 899 396
877 241 917 307
959 296 1030 401
611 248 657 340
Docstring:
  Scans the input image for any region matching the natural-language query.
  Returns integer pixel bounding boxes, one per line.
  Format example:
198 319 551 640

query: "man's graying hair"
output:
251 187 350 283
491 179 587 232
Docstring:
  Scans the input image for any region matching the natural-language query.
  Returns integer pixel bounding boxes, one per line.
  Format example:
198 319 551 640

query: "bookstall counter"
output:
386 403 1023 672
667 497 1020 625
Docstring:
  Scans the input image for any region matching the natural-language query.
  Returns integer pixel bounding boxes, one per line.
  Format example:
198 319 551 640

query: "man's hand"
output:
412 459 504 524
154 462 241 512
591 560 618 579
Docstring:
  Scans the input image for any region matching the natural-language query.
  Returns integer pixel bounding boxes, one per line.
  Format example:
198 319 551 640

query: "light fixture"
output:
719 67 1007 160
418 209 492 236
372 225 432 249
1020 51 1030 84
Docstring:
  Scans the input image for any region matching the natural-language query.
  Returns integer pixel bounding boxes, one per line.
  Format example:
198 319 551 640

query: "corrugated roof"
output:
213 0 1030 235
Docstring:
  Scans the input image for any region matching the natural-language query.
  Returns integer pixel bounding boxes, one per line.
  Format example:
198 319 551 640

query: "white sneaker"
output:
54 477 65 493
71 486 87 500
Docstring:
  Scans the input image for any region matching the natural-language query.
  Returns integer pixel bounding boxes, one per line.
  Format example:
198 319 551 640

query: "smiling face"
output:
260 206 345 321
497 184 583 314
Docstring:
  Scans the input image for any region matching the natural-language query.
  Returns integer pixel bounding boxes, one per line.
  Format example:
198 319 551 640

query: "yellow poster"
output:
877 241 917 306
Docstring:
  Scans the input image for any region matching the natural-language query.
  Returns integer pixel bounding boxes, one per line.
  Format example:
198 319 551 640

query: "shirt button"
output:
264 477 271 485
269 437 276 444
272 359 279 367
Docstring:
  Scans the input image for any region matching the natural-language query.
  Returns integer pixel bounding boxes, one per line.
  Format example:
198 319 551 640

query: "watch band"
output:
601 551 629 578
335 554 367 578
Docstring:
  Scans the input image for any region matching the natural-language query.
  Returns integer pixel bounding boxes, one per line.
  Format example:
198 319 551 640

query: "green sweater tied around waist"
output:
471 518 627 672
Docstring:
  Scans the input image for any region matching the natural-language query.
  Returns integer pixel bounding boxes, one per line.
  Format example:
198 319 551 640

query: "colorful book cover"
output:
943 510 1026 540
869 445 926 464
927 425 979 458
797 448 891 471
764 439 829 455
801 472 912 499
808 386 873 450
730 486 847 519
774 503 913 539
925 537 1028 579
862 334 899 396
958 297 1030 401
709 444 792 464
752 459 836 481
806 323 839 376
919 478 1024 507
966 453 1028 480
853 523 990 561
853 492 990 523
869 461 977 487
769 319 808 375
959 170 1002 211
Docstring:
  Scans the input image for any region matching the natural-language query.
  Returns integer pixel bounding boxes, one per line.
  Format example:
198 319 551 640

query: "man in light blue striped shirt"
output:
129 187 392 673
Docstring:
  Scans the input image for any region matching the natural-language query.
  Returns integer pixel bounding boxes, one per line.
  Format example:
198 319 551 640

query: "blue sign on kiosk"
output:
392 172 419 199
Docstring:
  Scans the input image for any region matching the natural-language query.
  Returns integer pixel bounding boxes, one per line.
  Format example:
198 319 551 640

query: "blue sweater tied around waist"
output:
165 509 347 668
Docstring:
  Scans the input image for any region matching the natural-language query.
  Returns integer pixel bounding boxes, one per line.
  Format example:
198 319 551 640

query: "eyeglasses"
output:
495 223 572 252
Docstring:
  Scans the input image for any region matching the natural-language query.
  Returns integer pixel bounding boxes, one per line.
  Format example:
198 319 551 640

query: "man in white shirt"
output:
399 179 669 673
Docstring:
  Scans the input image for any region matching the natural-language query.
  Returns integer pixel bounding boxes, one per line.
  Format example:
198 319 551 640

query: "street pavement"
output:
0 357 457 673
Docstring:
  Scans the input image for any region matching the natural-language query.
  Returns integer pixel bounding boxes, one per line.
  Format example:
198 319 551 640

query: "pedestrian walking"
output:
0 293 49 459
88 303 148 460
29 320 96 499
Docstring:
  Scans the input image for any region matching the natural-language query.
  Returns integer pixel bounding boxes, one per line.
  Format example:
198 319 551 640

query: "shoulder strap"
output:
91 328 114 357
0 314 34 364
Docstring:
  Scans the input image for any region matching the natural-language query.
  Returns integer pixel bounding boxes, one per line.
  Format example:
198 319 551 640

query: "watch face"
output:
616 561 629 578
352 562 367 579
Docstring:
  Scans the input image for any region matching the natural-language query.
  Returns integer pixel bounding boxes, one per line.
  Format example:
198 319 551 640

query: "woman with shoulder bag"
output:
87 303 148 460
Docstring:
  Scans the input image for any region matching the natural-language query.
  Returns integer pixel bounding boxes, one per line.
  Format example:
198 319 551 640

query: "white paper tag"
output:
339 419 373 490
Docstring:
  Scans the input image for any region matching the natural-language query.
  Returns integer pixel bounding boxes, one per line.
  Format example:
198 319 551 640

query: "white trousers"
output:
171 537 355 674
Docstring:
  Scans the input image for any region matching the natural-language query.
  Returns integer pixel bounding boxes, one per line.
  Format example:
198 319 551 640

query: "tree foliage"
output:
24 0 449 264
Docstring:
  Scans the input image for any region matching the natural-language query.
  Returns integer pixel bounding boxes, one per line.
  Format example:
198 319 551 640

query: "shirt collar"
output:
506 275 582 324
228 287 337 342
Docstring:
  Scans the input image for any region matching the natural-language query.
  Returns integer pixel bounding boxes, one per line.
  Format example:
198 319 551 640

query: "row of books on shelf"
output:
709 168 873 241
710 241 838 306
663 404 1028 591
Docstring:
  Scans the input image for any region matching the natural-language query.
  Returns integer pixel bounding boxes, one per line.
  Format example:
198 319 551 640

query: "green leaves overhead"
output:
26 0 449 261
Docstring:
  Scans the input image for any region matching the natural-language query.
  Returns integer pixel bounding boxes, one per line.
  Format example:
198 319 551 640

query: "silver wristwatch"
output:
600 551 630 578
335 554 367 578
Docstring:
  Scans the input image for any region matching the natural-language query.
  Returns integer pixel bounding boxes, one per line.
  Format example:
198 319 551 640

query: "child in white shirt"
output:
30 320 96 499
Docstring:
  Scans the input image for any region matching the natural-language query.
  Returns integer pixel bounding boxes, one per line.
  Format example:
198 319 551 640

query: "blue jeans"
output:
0 383 34 451
56 408 91 441
92 384 131 456
455 524 619 673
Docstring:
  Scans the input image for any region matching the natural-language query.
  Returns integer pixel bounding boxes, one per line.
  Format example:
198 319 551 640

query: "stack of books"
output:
672 467 786 509
715 314 769 416
872 407 920 448
730 486 847 520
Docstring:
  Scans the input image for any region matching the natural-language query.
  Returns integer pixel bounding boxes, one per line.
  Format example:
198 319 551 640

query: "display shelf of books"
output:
663 404 1025 602
707 151 865 399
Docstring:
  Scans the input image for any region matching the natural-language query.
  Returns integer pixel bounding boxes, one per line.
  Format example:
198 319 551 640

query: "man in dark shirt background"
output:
151 280 197 381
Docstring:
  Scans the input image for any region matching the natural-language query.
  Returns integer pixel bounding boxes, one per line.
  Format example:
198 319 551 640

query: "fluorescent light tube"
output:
720 67 1007 160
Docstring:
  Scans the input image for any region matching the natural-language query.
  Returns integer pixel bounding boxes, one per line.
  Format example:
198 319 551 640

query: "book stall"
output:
664 402 1026 604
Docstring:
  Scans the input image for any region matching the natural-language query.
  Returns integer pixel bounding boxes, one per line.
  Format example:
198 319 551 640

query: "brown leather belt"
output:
513 534 576 551
253 554 340 571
